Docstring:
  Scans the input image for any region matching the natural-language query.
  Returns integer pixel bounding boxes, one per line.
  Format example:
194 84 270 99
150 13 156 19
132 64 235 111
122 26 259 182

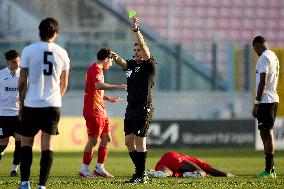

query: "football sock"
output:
97 146 108 164
20 146 32 181
37 185 46 189
80 164 89 171
83 151 93 165
39 150 53 186
95 163 103 169
143 151 147 174
265 154 274 173
144 151 147 168
0 145 7 160
11 164 18 172
13 141 21 165
136 151 147 177
129 150 137 172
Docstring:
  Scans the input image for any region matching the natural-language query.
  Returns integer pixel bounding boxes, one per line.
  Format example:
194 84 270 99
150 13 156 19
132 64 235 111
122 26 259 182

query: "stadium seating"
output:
114 0 284 47
113 0 284 84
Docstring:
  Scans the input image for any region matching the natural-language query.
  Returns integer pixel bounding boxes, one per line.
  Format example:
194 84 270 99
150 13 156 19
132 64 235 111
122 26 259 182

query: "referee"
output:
112 16 156 184
18 18 70 189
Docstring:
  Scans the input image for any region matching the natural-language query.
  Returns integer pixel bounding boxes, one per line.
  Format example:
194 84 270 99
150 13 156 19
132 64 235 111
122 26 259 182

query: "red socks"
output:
97 146 108 164
83 147 108 165
83 151 93 165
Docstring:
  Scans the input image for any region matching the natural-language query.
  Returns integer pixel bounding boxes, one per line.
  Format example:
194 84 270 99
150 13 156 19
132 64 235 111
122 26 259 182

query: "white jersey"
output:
256 50 279 103
20 41 70 107
0 67 20 116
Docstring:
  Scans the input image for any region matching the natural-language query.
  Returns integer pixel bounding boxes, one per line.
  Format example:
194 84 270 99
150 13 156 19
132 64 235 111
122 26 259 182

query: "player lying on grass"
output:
147 152 233 178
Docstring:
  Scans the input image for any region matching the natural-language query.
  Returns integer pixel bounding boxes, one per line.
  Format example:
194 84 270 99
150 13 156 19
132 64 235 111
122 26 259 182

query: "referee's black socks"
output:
20 146 32 181
13 141 21 165
265 154 274 173
129 150 137 173
39 150 53 186
136 151 147 177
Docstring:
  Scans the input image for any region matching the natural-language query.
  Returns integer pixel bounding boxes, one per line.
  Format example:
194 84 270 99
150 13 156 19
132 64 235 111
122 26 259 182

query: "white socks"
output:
80 163 89 171
81 163 105 171
95 163 104 169
11 164 18 171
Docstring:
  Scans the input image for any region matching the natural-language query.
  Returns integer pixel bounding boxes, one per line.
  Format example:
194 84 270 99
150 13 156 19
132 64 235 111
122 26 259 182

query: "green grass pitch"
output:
0 148 284 189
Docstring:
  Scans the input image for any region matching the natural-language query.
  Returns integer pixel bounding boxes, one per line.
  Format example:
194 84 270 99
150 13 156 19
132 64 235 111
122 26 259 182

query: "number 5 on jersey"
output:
44 51 53 76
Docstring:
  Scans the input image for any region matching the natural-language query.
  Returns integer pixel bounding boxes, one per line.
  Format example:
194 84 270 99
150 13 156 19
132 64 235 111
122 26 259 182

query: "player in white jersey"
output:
18 18 70 189
252 36 279 178
0 50 21 177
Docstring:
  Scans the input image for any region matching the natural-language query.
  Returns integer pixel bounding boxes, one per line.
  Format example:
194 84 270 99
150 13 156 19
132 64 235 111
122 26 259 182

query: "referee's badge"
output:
135 67 140 72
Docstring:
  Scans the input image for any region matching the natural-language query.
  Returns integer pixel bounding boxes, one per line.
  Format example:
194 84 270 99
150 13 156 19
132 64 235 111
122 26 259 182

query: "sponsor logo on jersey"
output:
5 87 18 91
126 70 132 77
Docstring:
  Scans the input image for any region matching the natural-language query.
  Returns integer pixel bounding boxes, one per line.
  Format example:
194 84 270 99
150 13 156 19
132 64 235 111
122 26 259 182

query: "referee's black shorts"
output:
20 106 60 137
257 102 278 130
0 116 20 139
124 103 154 137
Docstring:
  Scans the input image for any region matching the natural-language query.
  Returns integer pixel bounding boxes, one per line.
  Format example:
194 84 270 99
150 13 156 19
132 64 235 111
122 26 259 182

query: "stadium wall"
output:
5 117 125 151
5 117 284 151
61 91 253 119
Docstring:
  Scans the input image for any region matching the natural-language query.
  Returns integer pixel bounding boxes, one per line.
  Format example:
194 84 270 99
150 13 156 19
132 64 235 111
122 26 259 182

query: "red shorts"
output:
84 116 110 138
181 156 213 173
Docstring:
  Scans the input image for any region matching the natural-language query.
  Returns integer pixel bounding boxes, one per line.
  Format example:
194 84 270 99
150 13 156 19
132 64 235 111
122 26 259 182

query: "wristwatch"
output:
133 28 140 32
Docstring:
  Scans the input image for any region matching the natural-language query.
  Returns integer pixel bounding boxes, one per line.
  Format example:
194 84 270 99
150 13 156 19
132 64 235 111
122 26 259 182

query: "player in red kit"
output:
79 48 126 178
148 152 233 178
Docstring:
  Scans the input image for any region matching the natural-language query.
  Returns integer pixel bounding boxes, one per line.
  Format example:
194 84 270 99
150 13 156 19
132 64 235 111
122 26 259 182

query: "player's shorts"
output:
124 103 154 137
84 116 110 138
0 116 20 139
257 103 278 130
20 107 60 137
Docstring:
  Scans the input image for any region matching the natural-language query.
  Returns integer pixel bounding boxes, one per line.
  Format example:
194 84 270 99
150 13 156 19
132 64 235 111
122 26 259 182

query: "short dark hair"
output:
253 36 266 45
4 50 19 61
97 48 111 61
39 17 59 41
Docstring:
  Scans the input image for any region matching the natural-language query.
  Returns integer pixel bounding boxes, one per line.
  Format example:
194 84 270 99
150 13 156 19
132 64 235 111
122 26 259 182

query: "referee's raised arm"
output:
131 16 151 61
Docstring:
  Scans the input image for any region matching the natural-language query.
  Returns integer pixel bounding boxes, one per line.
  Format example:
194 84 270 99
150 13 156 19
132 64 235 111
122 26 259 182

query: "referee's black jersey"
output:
125 56 156 105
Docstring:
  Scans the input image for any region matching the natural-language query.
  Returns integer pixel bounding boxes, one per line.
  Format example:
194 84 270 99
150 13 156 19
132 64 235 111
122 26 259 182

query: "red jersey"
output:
83 63 106 117
155 152 213 177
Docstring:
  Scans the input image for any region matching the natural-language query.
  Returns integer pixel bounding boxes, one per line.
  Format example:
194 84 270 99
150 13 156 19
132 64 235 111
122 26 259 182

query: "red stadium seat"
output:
113 0 284 67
